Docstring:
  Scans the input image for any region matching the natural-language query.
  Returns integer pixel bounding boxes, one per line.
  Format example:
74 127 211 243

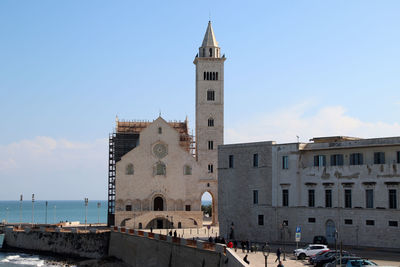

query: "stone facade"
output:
218 137 400 249
114 21 225 229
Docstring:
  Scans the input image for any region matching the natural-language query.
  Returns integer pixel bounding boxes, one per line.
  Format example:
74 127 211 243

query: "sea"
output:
0 200 107 266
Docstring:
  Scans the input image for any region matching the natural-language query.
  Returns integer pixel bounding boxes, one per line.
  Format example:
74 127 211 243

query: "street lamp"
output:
84 198 88 229
31 194 35 226
54 205 57 224
19 194 23 227
45 201 48 224
262 242 271 267
97 202 101 224
282 222 287 261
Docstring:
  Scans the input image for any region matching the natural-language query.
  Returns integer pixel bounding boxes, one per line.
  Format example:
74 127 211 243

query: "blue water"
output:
0 200 107 224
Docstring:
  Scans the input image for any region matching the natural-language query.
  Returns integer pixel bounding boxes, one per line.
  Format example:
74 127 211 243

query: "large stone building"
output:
107 21 226 228
219 136 400 249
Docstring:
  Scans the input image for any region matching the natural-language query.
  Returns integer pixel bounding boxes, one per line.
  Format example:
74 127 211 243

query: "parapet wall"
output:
109 227 246 267
3 226 109 259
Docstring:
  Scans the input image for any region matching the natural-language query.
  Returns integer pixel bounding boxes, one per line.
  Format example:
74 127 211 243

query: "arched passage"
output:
201 191 213 226
146 217 172 229
154 197 164 211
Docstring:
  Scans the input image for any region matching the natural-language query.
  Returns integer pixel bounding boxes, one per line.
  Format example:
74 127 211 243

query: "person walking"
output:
277 260 284 267
241 241 245 253
233 240 238 252
275 248 281 262
246 240 250 253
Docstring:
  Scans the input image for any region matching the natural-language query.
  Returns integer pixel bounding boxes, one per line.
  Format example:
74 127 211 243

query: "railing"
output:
112 226 226 254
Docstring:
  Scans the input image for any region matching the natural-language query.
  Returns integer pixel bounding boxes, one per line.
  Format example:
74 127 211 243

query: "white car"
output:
294 244 329 260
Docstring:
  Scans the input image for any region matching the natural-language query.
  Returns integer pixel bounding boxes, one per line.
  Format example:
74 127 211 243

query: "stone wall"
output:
109 227 245 267
3 227 109 259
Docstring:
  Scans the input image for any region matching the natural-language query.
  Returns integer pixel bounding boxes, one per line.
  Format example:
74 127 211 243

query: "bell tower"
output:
194 21 226 179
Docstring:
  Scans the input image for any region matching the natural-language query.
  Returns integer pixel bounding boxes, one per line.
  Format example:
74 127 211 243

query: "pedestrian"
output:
233 240 238 252
208 236 213 243
277 260 284 267
246 240 250 253
243 254 250 264
173 230 177 238
221 237 226 244
227 241 233 248
169 230 172 236
275 248 281 262
241 241 245 253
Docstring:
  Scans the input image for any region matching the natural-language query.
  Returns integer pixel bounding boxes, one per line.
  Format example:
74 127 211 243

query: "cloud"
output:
0 137 108 200
225 104 400 144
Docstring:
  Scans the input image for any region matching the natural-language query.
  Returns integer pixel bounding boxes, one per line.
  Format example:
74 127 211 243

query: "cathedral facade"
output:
108 22 225 229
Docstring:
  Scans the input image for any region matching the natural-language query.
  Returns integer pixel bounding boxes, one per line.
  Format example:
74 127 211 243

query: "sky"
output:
0 1 400 200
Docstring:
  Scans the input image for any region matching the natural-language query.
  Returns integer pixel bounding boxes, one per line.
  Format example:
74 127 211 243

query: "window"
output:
366 220 375 226
282 189 289 207
155 162 166 175
216 72 218 80
125 205 132 211
208 164 214 173
229 155 234 168
209 48 212 57
330 154 344 166
253 190 258 204
208 141 214 150
345 190 352 208
374 152 385 164
258 215 264 226
185 205 191 211
184 165 192 175
308 218 316 223
207 90 215 101
253 154 259 167
389 221 398 227
282 156 289 169
314 155 326 167
203 71 206 80
126 163 134 175
389 189 397 209
397 151 400 164
282 220 289 226
366 189 374 208
138 223 142 229
350 153 363 165
158 127 162 134
308 190 315 207
344 219 353 225
325 190 332 208
208 118 214 127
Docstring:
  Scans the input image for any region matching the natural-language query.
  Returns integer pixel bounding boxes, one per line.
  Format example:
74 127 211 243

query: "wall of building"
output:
3 227 109 259
218 138 400 249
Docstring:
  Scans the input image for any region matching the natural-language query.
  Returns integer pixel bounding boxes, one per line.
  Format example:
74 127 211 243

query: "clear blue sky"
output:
1 1 399 200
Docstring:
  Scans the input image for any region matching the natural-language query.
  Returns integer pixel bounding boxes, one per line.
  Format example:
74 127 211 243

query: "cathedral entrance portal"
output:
154 197 164 211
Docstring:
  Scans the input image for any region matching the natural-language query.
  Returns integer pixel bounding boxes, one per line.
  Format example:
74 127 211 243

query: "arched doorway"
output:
326 220 336 244
154 197 164 211
201 191 213 226
146 217 172 229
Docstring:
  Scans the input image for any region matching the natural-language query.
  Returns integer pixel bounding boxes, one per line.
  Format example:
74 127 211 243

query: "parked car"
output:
294 244 329 260
324 256 361 267
313 251 352 267
313 235 328 245
309 249 331 264
345 259 377 267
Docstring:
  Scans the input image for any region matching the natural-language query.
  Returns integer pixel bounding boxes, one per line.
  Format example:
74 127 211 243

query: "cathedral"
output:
107 21 226 229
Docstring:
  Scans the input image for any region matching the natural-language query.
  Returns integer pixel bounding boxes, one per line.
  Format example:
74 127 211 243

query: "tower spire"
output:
202 21 218 47
199 21 220 58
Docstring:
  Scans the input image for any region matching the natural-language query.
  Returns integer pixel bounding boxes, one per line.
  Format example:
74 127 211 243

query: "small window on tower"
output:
207 90 215 101
212 72 216 80
216 72 218 80
208 118 214 127
204 72 206 80
208 164 214 173
209 48 212 57
208 141 214 150
158 127 162 134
